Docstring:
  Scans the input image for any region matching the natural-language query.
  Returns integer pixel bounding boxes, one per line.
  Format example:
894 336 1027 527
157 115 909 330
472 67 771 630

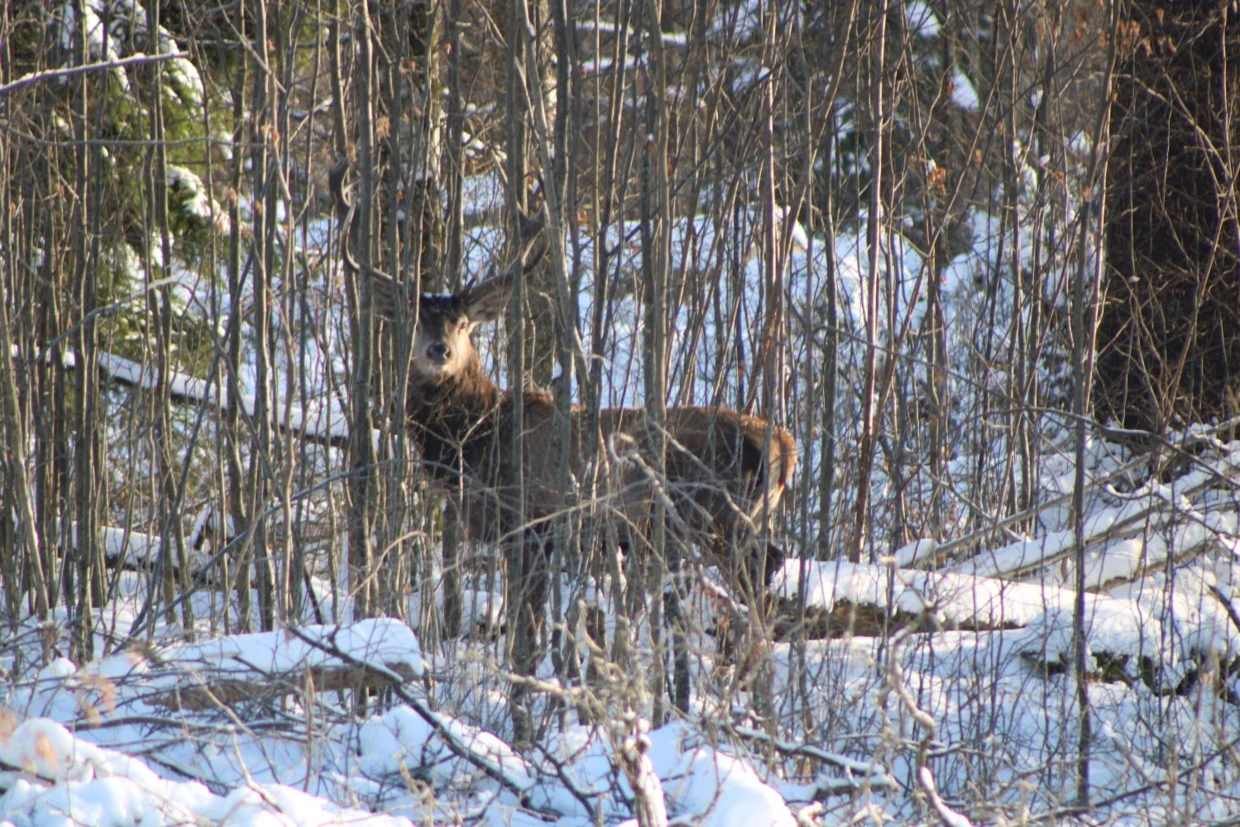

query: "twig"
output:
727 724 897 791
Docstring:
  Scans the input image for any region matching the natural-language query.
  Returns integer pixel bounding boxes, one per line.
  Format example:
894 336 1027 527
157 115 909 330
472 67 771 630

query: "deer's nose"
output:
427 342 450 363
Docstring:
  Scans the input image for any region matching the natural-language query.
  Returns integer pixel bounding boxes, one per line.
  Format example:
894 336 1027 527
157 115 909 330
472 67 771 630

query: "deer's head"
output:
328 161 544 388
406 273 512 384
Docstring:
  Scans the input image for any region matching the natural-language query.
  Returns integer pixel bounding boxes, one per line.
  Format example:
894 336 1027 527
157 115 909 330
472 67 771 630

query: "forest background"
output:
2 1 1240 825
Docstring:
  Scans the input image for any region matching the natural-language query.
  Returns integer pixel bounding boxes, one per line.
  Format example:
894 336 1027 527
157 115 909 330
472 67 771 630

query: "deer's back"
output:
446 393 795 552
595 406 796 539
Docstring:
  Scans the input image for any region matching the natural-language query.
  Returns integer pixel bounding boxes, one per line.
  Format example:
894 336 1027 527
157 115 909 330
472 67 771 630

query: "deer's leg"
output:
757 541 786 589
506 531 552 745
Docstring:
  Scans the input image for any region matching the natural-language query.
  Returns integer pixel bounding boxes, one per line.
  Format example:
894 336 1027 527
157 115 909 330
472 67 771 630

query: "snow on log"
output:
146 620 423 710
771 559 1240 698
68 514 231 584
772 559 1086 633
947 442 1240 589
62 523 214 581
95 350 358 448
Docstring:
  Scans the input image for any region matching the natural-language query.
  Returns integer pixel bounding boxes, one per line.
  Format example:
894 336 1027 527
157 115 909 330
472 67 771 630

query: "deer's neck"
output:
406 363 504 478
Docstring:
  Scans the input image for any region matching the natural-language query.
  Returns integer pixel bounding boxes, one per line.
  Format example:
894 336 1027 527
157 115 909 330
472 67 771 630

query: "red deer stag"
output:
329 163 796 600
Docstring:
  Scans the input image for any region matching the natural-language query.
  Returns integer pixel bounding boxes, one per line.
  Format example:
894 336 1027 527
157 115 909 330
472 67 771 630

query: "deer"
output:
328 163 796 617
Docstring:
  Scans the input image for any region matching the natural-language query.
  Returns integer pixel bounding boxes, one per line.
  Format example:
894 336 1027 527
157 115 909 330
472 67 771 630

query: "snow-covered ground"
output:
4 434 1240 826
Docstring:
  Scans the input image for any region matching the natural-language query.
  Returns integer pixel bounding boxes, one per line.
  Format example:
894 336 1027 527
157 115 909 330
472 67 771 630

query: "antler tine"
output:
328 161 360 279
518 220 548 274
328 160 351 221
328 160 411 320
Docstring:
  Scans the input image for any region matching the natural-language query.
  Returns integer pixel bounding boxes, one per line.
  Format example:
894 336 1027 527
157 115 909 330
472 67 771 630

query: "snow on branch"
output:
728 724 897 795
930 423 1240 588
42 346 368 449
0 52 185 96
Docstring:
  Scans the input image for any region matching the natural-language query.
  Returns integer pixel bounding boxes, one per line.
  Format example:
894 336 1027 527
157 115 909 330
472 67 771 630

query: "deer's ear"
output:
462 270 513 324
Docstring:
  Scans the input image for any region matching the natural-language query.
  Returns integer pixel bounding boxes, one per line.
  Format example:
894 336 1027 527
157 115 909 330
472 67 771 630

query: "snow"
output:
575 19 690 47
159 618 424 681
10 190 1240 822
358 704 536 795
772 554 1240 696
0 617 815 826
0 719 409 827
84 349 360 447
166 166 229 234
893 538 937 567
773 558 1083 630
6 381 1240 822
950 67 979 111
906 1 941 38
58 0 203 110
951 440 1240 589
657 745 794 827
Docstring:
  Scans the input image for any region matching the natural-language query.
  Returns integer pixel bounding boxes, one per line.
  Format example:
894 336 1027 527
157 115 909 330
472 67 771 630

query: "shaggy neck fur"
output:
405 354 505 480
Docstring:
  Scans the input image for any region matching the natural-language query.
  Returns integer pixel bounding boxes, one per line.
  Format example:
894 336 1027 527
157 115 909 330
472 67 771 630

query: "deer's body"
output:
330 163 795 590
409 361 795 571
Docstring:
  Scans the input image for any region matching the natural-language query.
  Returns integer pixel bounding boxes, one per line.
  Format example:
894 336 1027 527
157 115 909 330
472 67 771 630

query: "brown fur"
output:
329 162 796 589
410 367 797 588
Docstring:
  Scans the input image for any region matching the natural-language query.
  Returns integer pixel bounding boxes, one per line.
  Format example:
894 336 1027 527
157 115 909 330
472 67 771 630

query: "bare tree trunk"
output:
851 0 890 564
250 0 278 632
271 0 306 625
515 0 588 725
640 0 677 723
441 0 467 642
225 32 252 633
588 0 636 705
349 0 379 622
0 94 45 629
516 0 558 388
70 0 105 660
504 0 536 747
0 167 49 627
1072 6 1118 810
144 0 193 640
